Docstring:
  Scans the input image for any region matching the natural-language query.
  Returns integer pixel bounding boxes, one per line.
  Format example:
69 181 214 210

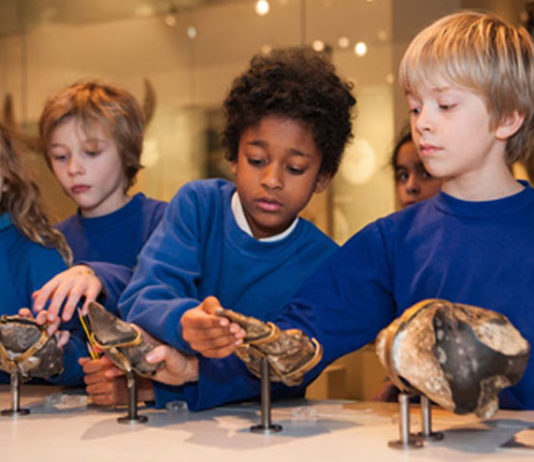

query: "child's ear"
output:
313 172 332 193
231 161 237 176
495 111 525 140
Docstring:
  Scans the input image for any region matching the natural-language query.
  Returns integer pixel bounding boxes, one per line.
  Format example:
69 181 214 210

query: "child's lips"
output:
257 198 282 212
71 184 90 194
419 143 441 157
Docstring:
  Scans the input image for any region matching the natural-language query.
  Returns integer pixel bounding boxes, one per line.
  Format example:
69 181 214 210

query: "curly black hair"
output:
222 47 356 176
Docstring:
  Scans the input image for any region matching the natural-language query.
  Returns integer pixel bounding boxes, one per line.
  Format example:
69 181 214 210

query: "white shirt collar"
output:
231 192 299 242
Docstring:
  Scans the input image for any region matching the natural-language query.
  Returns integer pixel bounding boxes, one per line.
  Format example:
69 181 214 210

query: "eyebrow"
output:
246 140 312 158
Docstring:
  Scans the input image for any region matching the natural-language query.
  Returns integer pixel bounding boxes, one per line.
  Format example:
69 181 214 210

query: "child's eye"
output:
51 154 67 162
247 157 265 167
395 170 409 183
439 103 456 111
287 165 305 175
409 107 421 116
85 150 101 157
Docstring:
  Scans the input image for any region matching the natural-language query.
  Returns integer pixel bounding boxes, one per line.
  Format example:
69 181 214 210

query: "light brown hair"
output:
39 80 145 190
399 11 534 163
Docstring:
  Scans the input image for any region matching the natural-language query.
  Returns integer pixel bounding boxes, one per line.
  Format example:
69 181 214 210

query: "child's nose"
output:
67 157 84 175
414 106 433 133
406 175 420 195
262 164 283 189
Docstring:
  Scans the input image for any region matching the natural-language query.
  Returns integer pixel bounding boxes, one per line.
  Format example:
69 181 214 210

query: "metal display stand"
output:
117 371 148 424
250 358 282 434
417 395 444 441
1 370 30 416
388 392 423 449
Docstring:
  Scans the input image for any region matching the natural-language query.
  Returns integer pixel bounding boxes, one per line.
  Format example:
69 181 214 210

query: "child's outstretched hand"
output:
181 296 246 358
18 307 70 348
32 265 103 323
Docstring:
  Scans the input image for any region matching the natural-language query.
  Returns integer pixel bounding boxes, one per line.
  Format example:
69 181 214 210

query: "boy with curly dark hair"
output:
81 47 356 407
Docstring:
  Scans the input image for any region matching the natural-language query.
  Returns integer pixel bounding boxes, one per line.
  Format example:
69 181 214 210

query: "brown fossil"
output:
0 315 63 379
376 299 530 418
87 301 163 377
215 308 323 386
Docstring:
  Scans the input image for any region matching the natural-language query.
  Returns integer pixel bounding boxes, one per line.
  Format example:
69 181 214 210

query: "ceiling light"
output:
255 0 270 16
187 26 197 39
312 40 325 52
338 36 350 49
164 14 176 27
354 41 367 57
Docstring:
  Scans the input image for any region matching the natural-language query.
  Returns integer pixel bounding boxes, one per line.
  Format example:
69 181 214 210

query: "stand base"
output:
1 408 30 416
250 423 283 434
388 437 424 449
117 415 148 424
417 431 444 441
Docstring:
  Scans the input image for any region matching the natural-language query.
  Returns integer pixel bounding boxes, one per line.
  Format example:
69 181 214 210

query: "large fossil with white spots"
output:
376 299 530 418
215 308 323 386
0 315 63 379
87 301 163 376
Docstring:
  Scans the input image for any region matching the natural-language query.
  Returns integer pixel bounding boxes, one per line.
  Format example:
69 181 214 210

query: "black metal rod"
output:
259 358 271 428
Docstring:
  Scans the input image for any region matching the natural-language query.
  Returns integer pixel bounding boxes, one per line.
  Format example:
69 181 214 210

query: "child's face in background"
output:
407 79 510 196
232 115 330 239
48 117 129 217
394 140 441 208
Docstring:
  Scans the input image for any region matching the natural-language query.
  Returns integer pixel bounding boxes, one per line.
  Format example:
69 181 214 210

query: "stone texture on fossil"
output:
87 301 163 376
216 307 323 386
376 299 530 418
0 315 63 378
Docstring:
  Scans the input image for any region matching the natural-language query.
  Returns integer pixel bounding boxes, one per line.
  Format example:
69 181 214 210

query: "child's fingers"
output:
36 311 49 325
61 290 85 322
189 334 243 356
182 325 232 345
78 357 91 366
18 307 33 318
56 330 70 348
201 296 223 315
144 345 168 364
31 281 56 312
81 285 102 315
201 343 241 359
228 322 246 337
104 366 124 379
81 357 112 374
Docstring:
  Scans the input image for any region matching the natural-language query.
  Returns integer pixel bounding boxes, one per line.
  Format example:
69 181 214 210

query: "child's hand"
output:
32 265 103 323
181 296 246 358
18 307 70 348
79 356 154 406
145 345 199 386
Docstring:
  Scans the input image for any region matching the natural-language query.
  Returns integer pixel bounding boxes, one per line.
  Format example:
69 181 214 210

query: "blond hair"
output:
39 80 145 191
399 10 534 163
0 123 72 265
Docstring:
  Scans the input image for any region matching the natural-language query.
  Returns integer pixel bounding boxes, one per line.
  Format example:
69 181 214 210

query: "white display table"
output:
1 385 533 461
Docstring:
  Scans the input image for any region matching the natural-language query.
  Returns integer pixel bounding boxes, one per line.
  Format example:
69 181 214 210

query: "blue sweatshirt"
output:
184 181 534 411
0 212 79 384
118 179 339 406
52 193 166 385
58 192 167 310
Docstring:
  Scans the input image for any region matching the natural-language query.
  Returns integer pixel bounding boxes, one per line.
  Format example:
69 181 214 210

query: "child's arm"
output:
181 296 245 358
118 182 221 353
